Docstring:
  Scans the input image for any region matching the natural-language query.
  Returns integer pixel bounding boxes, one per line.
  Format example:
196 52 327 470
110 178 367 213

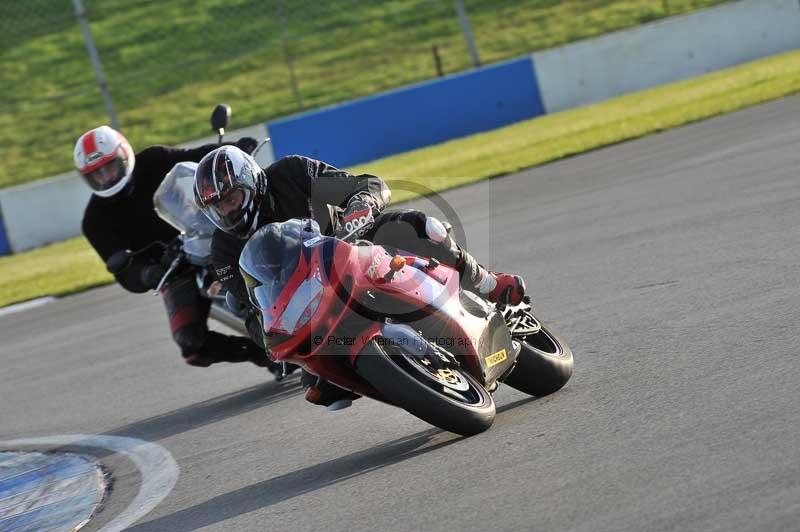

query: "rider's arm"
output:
134 138 255 180
271 155 392 213
135 144 226 173
82 204 152 293
209 229 249 305
210 229 266 346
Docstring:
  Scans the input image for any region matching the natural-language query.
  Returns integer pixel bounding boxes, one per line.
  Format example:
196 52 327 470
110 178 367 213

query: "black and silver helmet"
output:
193 145 266 239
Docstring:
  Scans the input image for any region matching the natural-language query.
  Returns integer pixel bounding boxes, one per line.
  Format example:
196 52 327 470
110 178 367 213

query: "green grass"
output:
0 0 732 189
352 49 800 202
2 48 798 309
0 238 113 309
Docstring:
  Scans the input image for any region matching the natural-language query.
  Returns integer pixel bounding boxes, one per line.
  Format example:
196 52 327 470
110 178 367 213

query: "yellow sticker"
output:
484 348 508 368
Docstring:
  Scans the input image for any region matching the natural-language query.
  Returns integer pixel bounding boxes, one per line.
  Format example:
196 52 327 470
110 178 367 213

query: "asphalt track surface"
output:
2 95 799 532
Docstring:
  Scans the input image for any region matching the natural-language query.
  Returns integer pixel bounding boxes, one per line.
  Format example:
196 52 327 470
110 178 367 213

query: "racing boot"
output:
183 353 215 367
458 253 526 306
219 335 276 369
188 332 283 372
241 345 301 380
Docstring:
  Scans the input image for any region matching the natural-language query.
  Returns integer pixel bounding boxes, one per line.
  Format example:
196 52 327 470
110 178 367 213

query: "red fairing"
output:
242 222 491 403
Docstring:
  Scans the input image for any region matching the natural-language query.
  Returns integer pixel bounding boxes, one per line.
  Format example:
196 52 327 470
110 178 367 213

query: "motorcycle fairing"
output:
241 219 518 394
349 244 518 386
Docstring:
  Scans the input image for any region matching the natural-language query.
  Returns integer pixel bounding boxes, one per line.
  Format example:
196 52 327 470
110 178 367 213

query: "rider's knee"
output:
424 216 452 243
173 323 208 356
386 210 451 243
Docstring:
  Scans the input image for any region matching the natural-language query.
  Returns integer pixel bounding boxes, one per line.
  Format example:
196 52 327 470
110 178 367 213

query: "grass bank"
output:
1 49 798 309
0 0 730 189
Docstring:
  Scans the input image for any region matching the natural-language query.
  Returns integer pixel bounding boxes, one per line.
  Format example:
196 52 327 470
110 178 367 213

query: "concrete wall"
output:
268 57 544 168
0 123 271 253
0 202 10 255
534 0 800 113
0 172 92 254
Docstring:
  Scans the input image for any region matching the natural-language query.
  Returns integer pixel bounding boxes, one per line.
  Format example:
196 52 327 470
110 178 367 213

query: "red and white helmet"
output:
74 126 136 197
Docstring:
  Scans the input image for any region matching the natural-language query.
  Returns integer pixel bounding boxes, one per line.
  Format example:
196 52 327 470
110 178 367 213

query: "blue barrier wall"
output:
268 57 544 168
0 205 10 255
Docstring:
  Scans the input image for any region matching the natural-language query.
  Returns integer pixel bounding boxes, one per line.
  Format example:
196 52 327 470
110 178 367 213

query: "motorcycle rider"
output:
193 145 526 407
75 125 281 372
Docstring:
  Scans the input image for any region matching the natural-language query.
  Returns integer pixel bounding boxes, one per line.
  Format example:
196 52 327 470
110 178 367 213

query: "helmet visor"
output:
203 187 251 233
81 156 128 192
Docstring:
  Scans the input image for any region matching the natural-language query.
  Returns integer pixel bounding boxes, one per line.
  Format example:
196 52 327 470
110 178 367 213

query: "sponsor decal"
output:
366 254 383 278
303 235 323 247
484 348 508 368
307 159 319 179
86 151 103 164
215 265 234 282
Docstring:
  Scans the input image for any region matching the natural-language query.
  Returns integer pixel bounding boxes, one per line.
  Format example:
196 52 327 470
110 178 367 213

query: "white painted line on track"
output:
0 435 179 532
0 297 56 318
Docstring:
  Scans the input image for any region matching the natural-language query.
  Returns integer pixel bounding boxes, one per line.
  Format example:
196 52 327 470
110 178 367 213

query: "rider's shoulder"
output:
83 193 113 213
268 154 299 168
135 145 173 163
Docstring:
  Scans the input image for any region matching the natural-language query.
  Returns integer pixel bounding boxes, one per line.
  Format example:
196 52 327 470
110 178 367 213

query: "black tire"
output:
503 324 573 397
355 339 495 436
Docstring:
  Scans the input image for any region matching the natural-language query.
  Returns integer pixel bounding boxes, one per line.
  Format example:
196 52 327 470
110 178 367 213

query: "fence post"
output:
72 0 119 130
278 6 303 110
454 0 480 67
432 45 444 77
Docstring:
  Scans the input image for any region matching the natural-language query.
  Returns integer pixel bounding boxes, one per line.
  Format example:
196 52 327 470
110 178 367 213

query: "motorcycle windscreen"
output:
240 219 323 335
153 161 218 237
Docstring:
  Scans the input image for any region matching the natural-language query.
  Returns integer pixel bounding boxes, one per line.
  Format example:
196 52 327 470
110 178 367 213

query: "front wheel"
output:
355 340 495 436
503 324 573 397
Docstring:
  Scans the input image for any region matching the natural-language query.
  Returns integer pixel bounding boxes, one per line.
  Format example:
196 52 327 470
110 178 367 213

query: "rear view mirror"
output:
211 104 231 135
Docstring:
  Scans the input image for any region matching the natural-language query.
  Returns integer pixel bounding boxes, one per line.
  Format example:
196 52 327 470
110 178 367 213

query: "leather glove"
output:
336 197 374 243
106 249 132 274
235 137 259 155
140 264 167 290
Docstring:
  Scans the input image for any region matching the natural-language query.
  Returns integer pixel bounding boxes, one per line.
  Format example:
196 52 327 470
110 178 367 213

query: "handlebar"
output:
152 253 184 295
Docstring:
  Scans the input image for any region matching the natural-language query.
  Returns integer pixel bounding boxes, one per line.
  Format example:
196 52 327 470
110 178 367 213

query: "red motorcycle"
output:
240 218 573 436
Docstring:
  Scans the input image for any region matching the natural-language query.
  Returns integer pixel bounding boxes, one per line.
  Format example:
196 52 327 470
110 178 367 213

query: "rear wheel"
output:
356 339 495 436
503 324 573 397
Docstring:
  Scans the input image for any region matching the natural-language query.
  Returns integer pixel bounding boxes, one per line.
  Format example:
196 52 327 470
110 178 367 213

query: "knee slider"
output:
425 216 451 243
